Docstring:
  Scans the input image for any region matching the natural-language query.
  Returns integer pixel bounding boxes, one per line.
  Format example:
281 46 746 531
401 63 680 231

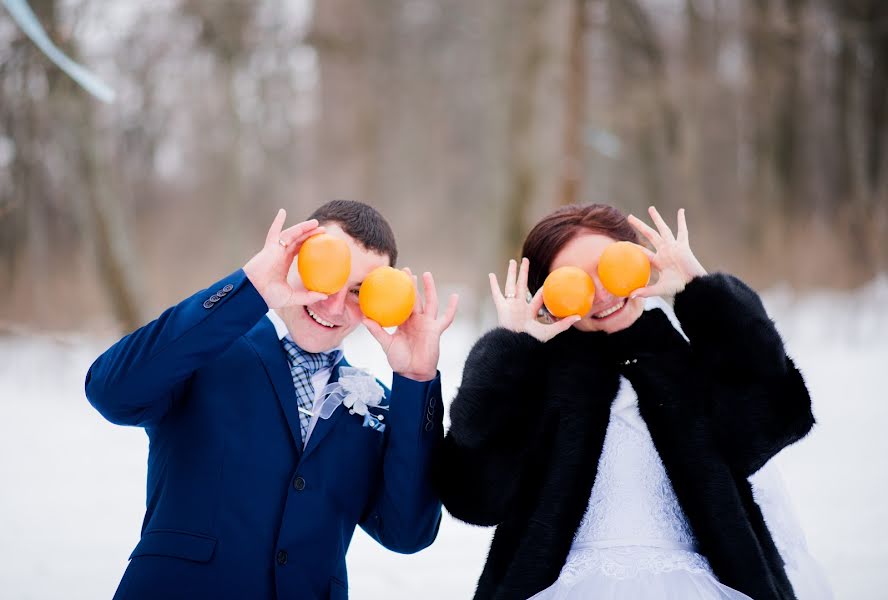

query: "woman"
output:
435 204 828 599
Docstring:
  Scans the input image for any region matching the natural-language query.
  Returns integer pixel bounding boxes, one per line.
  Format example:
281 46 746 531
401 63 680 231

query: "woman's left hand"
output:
627 206 707 298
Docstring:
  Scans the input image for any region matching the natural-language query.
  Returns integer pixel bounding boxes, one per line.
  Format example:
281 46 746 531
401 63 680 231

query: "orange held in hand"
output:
297 233 352 294
543 266 595 318
359 267 416 327
597 241 651 297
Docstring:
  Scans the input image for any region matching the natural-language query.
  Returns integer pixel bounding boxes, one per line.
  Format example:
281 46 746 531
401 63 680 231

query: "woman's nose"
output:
591 274 613 306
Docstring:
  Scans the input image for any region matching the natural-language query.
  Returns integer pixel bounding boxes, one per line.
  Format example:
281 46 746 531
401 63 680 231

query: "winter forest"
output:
0 0 886 598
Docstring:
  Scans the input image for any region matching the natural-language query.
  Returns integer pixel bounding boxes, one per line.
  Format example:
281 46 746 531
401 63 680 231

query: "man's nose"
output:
320 286 349 316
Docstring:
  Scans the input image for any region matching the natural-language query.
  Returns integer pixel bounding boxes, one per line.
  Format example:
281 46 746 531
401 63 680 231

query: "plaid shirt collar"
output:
266 310 344 371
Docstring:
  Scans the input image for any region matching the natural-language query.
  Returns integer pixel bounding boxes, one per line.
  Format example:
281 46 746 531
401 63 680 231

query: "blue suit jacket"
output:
85 270 444 599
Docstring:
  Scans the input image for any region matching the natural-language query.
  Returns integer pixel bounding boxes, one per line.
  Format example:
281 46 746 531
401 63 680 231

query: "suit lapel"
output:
245 317 304 458
301 357 350 461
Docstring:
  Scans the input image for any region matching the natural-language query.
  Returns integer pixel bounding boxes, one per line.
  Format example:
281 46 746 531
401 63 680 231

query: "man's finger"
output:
279 220 322 246
439 293 459 331
422 272 439 319
406 271 422 315
265 209 287 247
363 317 393 349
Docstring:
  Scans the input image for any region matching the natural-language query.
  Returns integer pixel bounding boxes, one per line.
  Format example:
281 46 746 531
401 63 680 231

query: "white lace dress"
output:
529 371 833 600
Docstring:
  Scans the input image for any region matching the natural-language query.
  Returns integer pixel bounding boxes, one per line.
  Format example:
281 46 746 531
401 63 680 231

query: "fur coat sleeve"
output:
433 327 546 526
674 273 816 476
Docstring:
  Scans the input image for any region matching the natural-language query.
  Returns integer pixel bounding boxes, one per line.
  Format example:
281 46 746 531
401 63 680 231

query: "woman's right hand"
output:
489 258 581 342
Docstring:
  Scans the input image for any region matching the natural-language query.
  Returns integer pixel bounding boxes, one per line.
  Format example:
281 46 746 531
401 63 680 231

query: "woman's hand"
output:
489 258 580 342
628 206 707 298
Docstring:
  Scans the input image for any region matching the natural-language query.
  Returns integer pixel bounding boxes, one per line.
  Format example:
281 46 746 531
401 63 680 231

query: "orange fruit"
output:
297 233 352 294
597 241 651 297
359 267 415 327
542 266 595 318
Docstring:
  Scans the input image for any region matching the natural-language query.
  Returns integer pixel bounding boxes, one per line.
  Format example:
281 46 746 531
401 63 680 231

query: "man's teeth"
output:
594 300 625 319
307 307 336 328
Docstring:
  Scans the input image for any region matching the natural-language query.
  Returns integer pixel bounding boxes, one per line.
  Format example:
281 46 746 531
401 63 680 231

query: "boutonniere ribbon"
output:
315 367 388 432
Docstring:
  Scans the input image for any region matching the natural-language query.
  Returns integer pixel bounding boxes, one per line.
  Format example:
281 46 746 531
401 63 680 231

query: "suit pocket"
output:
329 576 348 600
129 529 217 563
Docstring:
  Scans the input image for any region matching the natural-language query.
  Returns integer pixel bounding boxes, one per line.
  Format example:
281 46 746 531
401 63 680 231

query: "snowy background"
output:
1 279 887 599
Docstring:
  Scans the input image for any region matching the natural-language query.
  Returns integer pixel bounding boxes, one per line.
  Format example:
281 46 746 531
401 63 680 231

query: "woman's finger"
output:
489 273 505 306
677 208 689 244
648 206 675 242
529 287 545 316
636 244 657 262
546 315 582 336
516 257 530 301
628 214 663 249
629 279 671 299
504 259 518 298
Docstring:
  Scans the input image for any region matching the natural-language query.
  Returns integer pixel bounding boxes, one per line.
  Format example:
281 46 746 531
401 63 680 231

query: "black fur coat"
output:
433 274 815 600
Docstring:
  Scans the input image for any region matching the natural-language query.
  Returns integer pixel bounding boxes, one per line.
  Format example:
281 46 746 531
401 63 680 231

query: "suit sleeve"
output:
674 273 816 476
84 270 269 427
432 328 544 526
359 373 445 554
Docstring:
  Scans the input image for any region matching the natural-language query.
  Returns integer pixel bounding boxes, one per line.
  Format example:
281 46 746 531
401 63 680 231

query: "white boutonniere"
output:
315 367 388 431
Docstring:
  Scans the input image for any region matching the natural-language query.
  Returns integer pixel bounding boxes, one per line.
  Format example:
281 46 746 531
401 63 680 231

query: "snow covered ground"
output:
1 279 886 599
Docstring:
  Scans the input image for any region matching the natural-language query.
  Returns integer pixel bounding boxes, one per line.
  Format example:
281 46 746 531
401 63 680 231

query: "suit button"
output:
209 294 220 302
293 476 306 491
222 284 234 293
276 550 288 565
202 300 214 309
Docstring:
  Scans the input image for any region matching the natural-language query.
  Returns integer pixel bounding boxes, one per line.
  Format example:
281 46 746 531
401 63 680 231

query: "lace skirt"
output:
528 542 753 600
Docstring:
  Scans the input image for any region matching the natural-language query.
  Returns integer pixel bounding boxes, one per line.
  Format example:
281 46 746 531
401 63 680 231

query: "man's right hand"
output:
489 257 580 343
244 209 329 309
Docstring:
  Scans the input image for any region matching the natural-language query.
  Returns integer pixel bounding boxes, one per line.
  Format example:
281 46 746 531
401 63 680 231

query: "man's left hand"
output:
363 270 459 382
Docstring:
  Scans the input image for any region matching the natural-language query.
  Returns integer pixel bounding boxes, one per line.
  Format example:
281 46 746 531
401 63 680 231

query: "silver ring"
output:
504 293 516 299
278 238 287 248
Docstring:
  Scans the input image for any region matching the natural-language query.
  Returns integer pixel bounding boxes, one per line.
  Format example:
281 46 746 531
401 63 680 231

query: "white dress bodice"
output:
574 376 697 550
554 376 717 584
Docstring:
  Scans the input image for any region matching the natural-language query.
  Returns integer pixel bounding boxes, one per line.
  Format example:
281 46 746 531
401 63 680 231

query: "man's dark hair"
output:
308 200 398 266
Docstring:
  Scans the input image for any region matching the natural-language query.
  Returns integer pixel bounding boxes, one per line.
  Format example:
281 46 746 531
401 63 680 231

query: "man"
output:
85 200 458 599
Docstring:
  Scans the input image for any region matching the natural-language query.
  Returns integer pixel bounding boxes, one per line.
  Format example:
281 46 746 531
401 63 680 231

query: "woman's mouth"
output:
592 299 626 320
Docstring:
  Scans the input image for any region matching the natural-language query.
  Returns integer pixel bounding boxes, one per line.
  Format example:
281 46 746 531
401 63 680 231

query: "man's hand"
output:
244 209 330 309
363 270 459 382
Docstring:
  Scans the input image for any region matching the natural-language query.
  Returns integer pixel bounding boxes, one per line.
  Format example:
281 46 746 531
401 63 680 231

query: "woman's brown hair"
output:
521 203 639 293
